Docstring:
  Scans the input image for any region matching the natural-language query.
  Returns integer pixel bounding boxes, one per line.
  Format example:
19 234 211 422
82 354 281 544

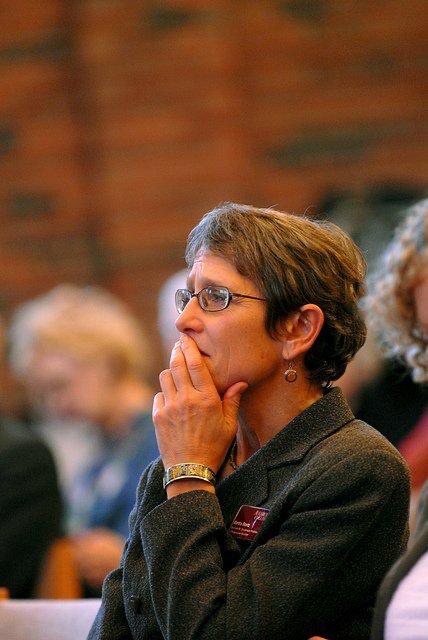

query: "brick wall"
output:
0 0 426 400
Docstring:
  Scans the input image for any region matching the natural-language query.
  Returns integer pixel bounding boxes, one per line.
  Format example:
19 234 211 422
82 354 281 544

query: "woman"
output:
89 203 409 640
9 284 158 594
368 199 428 640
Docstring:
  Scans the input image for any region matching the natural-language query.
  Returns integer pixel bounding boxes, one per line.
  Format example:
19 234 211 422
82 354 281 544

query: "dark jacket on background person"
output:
371 481 428 640
0 419 62 597
356 359 428 447
88 388 409 640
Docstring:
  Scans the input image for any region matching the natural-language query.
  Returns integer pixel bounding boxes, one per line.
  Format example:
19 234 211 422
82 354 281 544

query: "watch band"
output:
163 462 216 489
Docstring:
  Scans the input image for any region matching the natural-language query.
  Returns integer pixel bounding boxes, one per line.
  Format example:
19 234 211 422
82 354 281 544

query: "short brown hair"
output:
185 202 367 384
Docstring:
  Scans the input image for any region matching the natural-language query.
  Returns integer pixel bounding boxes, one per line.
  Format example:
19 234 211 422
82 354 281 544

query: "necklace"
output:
228 439 238 470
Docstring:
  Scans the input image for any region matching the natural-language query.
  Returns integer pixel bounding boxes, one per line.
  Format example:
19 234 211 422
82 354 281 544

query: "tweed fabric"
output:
88 387 409 640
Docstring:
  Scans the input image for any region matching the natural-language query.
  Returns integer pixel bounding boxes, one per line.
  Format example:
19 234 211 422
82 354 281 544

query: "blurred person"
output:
9 295 101 511
9 285 158 594
338 331 427 451
365 199 428 494
0 317 62 597
90 203 408 640
354 357 427 449
323 187 427 445
157 268 187 362
367 199 428 639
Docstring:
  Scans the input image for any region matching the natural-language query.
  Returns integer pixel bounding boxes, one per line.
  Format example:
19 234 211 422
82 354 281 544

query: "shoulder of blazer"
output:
261 386 400 469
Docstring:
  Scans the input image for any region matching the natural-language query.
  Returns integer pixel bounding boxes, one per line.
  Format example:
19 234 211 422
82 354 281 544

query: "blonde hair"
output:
186 202 367 384
365 199 428 383
9 284 151 381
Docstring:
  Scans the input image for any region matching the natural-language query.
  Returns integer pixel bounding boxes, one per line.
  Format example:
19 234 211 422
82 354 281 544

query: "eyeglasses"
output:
175 286 267 313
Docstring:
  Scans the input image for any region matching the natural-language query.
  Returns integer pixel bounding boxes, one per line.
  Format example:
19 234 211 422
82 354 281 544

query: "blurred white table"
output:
0 598 101 640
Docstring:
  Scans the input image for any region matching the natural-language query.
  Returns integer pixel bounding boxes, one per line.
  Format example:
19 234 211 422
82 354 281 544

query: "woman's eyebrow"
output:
187 278 224 290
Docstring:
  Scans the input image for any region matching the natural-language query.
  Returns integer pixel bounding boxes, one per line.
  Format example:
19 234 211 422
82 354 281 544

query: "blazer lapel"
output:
216 451 269 528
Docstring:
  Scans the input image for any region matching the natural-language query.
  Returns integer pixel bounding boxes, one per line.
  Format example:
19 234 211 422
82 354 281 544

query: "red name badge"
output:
229 505 270 541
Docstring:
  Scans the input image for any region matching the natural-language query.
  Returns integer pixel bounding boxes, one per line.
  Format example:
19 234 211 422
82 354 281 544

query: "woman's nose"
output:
175 297 204 333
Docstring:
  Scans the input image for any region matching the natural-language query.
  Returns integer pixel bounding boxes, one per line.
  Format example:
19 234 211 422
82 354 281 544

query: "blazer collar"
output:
262 386 354 467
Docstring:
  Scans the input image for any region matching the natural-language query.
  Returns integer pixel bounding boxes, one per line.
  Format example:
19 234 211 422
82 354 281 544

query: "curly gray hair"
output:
365 199 428 383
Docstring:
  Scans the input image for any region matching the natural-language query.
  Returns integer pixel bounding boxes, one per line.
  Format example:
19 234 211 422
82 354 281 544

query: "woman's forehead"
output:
189 251 232 278
187 251 260 294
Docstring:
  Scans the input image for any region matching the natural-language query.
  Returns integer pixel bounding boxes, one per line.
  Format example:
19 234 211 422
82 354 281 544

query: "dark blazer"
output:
89 387 409 640
0 419 63 597
371 482 428 640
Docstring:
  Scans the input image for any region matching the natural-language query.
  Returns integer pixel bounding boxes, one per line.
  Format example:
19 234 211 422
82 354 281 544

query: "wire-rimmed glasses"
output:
175 286 266 313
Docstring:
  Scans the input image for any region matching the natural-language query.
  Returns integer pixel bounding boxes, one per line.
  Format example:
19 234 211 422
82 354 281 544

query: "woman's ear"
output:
279 304 324 361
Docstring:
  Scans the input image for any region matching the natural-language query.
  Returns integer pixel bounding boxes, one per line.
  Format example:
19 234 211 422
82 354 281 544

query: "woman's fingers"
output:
159 369 177 400
152 392 166 434
222 381 248 428
152 391 165 415
179 334 215 392
169 341 193 389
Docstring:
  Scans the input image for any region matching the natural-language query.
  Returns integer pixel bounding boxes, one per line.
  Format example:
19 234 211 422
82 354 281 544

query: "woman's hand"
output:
153 334 247 474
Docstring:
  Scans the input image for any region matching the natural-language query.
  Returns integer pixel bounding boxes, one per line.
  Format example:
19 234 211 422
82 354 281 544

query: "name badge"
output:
229 505 269 541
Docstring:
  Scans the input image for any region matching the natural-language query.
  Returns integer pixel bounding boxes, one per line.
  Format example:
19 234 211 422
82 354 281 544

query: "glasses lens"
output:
175 289 191 313
199 286 229 311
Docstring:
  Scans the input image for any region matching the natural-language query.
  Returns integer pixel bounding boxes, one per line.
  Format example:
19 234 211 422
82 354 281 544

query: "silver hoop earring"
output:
284 360 297 383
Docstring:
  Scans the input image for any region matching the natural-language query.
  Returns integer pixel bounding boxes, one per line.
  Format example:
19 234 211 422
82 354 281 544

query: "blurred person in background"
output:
368 199 428 639
0 317 62 597
8 285 158 595
157 268 188 363
9 293 101 513
90 203 409 640
366 199 428 508
324 187 427 448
